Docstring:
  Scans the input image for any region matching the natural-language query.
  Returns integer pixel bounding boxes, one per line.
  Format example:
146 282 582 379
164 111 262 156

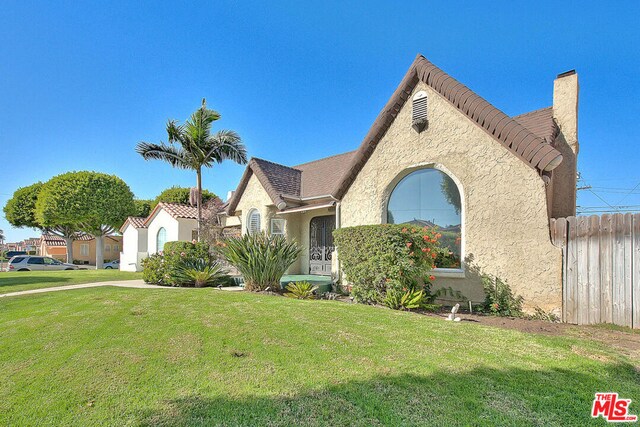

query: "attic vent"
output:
412 91 428 132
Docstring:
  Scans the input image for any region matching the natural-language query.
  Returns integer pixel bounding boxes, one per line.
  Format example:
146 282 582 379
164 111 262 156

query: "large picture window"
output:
387 168 462 268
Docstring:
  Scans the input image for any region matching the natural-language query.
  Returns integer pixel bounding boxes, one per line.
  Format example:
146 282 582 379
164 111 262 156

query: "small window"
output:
44 257 60 265
113 244 119 251
271 218 285 235
247 209 261 235
105 244 111 252
80 244 89 256
28 257 44 265
9 257 25 264
156 227 167 253
412 90 428 132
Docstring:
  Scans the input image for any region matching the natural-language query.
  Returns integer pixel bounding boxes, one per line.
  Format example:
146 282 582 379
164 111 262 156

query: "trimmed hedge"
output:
333 224 442 303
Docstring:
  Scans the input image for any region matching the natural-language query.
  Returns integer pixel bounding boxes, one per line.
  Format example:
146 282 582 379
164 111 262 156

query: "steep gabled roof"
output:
226 152 357 214
513 107 559 145
332 54 563 199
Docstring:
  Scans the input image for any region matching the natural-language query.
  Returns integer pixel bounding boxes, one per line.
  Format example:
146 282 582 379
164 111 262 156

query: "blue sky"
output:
1 1 639 242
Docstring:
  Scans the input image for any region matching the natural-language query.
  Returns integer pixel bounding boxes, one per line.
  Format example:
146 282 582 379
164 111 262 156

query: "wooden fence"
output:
551 214 640 328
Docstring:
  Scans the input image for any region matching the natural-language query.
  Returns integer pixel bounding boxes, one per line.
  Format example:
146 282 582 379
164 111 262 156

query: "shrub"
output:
333 224 441 303
481 274 524 317
141 253 166 284
216 232 301 292
173 258 229 288
383 287 425 310
284 281 317 299
142 241 222 286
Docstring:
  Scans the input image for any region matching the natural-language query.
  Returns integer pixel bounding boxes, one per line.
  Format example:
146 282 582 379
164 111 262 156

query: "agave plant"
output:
383 288 425 310
284 281 318 299
174 258 228 288
217 232 301 291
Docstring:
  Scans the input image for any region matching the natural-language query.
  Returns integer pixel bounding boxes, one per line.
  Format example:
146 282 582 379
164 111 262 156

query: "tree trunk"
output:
64 237 74 264
196 167 202 241
95 235 104 269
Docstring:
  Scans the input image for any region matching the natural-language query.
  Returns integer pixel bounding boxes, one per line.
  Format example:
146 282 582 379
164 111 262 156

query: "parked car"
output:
104 260 120 269
7 256 79 271
4 251 27 259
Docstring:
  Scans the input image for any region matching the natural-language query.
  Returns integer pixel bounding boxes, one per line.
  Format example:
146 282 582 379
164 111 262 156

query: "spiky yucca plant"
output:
174 258 228 288
284 281 318 299
217 232 301 292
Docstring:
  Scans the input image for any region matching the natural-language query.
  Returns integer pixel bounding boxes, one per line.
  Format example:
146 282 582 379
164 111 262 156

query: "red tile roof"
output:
143 202 199 226
40 233 120 246
119 216 148 233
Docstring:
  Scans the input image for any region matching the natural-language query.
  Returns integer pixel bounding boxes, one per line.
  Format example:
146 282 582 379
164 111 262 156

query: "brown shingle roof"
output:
512 107 559 144
332 54 564 199
228 54 563 213
294 151 357 198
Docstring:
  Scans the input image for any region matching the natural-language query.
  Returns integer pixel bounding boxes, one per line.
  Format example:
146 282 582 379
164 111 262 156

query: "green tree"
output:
3 182 81 262
151 186 217 210
36 171 135 268
136 99 247 239
133 199 153 217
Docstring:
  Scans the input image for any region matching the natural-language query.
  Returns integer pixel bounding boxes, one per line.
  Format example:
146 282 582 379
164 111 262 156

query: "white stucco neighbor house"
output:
119 202 199 271
220 54 579 313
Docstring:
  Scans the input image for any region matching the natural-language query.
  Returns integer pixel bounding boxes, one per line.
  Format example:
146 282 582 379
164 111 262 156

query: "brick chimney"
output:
549 70 579 218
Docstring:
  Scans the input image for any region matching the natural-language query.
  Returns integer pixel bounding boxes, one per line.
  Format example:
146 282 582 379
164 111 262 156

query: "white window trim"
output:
270 218 286 235
247 209 261 235
80 244 89 256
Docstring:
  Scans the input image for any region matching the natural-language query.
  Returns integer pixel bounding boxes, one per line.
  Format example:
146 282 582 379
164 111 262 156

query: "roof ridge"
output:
252 157 299 171
293 150 357 168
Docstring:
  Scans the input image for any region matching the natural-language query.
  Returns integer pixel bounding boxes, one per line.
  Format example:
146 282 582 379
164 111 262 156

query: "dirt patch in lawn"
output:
424 311 640 363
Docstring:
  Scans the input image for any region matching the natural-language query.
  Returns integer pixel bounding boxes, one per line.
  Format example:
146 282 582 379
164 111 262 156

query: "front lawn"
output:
0 288 638 426
0 269 142 293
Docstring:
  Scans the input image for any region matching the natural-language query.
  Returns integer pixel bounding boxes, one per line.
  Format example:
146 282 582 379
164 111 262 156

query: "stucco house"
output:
119 202 199 271
222 54 579 312
40 234 123 264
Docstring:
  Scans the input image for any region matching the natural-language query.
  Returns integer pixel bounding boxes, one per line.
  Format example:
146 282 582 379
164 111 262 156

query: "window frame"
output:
156 227 167 253
384 164 465 277
80 244 89 256
270 218 286 236
246 209 261 235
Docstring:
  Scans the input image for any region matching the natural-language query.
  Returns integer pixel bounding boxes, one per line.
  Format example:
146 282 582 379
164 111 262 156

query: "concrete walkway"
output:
0 280 177 298
0 280 246 298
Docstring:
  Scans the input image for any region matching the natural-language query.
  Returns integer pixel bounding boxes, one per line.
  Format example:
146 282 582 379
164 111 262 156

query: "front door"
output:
309 215 335 275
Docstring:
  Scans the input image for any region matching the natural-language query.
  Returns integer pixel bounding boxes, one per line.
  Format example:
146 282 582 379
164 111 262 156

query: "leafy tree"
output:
440 174 461 215
3 182 81 262
151 186 217 210
36 171 135 268
3 182 43 229
136 99 247 240
133 199 153 218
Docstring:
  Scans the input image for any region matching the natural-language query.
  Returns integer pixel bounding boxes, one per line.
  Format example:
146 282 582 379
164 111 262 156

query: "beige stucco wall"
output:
234 174 275 236
339 82 563 313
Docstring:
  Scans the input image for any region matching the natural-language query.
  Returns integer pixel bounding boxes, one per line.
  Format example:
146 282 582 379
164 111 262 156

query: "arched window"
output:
156 227 167 253
247 209 261 235
387 168 462 268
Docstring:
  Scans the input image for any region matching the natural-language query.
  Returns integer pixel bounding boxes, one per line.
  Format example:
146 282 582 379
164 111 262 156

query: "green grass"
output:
0 269 142 293
0 288 638 426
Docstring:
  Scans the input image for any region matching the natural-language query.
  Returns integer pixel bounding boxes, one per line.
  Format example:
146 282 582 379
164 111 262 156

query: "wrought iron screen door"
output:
309 215 335 275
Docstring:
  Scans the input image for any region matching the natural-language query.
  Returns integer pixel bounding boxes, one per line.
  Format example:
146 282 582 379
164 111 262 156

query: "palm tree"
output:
0 229 4 246
136 99 247 239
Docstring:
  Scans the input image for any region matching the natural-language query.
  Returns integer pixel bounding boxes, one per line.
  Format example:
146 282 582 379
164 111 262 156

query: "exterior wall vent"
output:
412 90 428 132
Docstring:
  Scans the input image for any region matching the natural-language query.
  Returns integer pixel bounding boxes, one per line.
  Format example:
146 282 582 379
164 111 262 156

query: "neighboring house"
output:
23 238 41 254
119 217 148 272
40 234 123 264
119 202 199 271
222 54 579 312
